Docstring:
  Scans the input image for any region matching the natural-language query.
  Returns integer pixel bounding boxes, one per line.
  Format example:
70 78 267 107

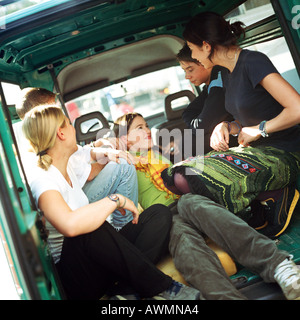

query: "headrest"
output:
165 90 196 120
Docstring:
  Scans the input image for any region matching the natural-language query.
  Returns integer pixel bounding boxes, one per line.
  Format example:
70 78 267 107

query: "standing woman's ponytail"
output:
183 12 245 60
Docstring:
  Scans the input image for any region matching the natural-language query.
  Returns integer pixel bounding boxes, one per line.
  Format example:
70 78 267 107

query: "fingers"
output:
103 149 135 165
210 122 231 151
117 208 126 216
117 195 139 224
116 207 139 224
131 210 139 224
238 140 250 147
117 151 136 164
210 138 229 151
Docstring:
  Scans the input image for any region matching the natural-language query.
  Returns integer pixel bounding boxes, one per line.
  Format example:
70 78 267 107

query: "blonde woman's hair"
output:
22 105 67 170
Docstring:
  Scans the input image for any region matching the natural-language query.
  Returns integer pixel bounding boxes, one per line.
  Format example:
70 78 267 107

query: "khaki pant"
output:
169 193 289 300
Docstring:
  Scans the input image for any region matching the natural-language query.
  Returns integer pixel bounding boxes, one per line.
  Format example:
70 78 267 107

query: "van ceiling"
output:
0 0 247 96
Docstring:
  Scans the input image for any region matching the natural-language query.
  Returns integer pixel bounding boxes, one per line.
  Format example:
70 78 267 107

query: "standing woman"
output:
162 11 300 239
183 11 300 151
22 105 200 300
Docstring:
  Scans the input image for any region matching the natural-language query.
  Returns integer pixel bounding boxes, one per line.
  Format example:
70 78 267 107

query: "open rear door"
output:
0 95 63 300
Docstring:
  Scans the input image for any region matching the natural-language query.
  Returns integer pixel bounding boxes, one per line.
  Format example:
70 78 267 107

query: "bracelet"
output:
223 121 231 134
231 121 242 136
224 121 242 137
120 197 126 208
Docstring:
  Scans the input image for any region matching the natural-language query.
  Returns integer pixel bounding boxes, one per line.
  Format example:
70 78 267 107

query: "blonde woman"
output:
22 105 200 300
17 87 138 231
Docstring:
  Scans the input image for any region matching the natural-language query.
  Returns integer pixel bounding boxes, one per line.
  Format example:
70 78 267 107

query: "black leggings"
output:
56 204 173 300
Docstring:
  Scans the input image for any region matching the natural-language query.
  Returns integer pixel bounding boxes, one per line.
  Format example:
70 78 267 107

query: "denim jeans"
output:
169 193 289 300
82 159 138 230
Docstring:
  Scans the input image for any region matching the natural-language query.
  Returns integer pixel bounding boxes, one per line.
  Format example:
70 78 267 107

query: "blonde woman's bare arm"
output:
38 191 139 237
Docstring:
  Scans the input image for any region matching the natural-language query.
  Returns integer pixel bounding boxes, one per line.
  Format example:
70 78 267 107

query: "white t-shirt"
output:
30 164 89 263
68 145 92 188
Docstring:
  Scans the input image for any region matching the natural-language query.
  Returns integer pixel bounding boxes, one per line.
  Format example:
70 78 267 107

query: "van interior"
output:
0 0 299 300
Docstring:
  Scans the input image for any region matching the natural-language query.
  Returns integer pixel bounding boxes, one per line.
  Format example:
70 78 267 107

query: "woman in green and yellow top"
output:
113 112 179 210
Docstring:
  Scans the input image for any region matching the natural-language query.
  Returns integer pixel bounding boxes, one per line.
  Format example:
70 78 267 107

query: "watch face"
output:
108 194 119 202
108 194 120 208
109 194 119 201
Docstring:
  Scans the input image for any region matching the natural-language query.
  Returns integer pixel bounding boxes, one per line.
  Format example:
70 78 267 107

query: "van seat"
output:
151 90 196 162
74 111 110 145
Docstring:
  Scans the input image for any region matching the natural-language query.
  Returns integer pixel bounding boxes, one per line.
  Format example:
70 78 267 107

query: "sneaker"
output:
109 293 140 300
274 256 300 300
156 280 200 300
259 185 299 239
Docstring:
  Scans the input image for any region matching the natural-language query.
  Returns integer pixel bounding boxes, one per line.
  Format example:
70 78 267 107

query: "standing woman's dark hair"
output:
183 11 245 61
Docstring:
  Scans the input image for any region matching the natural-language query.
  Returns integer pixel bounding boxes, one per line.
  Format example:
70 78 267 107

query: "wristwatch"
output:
108 194 120 209
259 120 269 138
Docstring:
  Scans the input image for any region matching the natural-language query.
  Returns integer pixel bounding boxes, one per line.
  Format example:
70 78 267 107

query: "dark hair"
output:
176 43 200 65
183 12 245 60
113 112 143 137
17 87 57 120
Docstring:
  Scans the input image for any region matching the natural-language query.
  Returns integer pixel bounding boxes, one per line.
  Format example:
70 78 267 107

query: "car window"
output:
66 65 193 123
225 0 300 93
2 82 21 105
246 37 300 93
0 0 72 23
225 0 274 26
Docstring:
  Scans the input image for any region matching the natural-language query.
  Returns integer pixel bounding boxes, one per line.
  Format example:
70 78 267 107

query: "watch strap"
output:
108 194 120 209
259 120 269 138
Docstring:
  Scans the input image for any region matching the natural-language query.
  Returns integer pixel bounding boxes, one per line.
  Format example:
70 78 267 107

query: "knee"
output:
105 158 135 176
177 194 195 217
177 193 209 221
174 173 191 193
119 158 136 176
147 204 173 225
169 219 205 257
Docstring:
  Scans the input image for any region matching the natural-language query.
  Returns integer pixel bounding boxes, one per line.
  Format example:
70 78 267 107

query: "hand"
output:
116 194 139 224
94 148 135 165
106 149 135 165
238 126 261 147
94 137 127 152
94 138 115 148
210 122 230 151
